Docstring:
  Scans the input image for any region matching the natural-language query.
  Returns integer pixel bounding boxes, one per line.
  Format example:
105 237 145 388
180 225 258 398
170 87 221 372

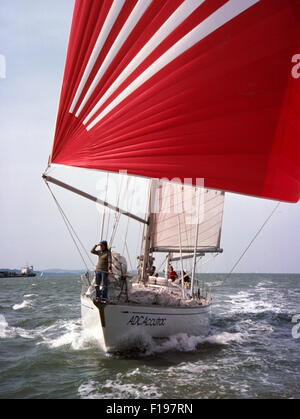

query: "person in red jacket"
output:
167 265 178 282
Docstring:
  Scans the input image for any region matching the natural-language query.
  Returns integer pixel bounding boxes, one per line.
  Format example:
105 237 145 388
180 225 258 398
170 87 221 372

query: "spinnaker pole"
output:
42 174 148 226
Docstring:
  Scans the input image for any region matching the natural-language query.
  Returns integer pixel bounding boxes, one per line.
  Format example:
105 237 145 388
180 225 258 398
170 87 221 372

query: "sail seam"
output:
86 0 260 130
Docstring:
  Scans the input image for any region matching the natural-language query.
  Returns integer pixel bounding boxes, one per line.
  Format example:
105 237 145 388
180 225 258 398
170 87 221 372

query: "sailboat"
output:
43 0 300 352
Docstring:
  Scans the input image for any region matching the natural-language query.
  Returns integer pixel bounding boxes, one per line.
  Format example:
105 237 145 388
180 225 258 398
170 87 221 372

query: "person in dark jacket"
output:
183 270 191 285
91 240 112 302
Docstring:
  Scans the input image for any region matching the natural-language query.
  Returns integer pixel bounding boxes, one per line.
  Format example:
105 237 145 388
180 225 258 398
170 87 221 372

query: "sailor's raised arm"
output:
91 244 99 255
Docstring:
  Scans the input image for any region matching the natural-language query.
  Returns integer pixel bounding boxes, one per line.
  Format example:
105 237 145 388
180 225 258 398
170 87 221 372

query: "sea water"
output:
0 274 299 399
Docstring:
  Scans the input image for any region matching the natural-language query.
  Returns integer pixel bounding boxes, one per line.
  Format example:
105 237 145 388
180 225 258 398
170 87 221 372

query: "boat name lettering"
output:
127 315 167 327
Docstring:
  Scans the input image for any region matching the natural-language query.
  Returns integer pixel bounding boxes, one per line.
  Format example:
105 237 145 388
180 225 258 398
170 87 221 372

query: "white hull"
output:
81 295 211 352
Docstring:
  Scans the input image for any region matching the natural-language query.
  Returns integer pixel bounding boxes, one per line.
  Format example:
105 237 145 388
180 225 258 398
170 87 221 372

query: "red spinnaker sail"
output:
51 0 300 202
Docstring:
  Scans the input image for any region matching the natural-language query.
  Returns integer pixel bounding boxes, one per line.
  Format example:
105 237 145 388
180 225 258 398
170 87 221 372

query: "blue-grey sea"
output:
0 273 299 399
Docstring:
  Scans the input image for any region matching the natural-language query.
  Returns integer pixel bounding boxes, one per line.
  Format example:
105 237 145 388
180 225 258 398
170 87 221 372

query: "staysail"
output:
50 0 300 203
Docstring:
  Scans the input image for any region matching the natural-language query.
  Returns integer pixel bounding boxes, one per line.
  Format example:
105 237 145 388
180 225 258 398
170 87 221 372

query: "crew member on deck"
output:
149 265 156 276
183 270 191 284
91 240 112 303
168 265 178 282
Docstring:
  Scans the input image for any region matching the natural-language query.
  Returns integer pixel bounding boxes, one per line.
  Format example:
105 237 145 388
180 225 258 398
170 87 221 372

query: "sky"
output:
0 0 300 273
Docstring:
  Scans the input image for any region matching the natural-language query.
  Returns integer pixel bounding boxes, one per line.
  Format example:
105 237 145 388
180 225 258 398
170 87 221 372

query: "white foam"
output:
0 314 15 338
78 379 162 399
256 280 274 288
203 331 246 345
113 329 246 356
150 331 246 354
12 299 32 310
224 290 282 315
39 319 99 350
125 368 140 377
0 314 34 339
150 333 201 354
15 328 35 339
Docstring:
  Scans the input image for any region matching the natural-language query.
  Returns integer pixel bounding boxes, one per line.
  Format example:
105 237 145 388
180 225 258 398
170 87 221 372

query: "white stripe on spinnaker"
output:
69 0 126 114
75 0 152 117
83 0 206 125
86 0 260 131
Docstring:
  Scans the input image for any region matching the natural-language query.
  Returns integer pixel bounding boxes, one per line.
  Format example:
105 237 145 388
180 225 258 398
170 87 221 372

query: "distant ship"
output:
0 265 36 278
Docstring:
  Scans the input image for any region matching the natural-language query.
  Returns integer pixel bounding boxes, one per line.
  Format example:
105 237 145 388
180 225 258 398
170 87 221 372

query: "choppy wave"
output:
37 319 99 350
1 273 299 399
0 314 14 338
109 329 247 358
78 378 162 399
150 331 246 354
0 312 100 350
0 314 34 339
12 299 33 310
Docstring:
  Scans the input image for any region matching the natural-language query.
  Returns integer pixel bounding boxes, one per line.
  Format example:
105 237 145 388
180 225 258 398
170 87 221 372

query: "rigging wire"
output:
104 176 112 241
44 180 93 272
198 253 219 270
109 213 121 248
156 254 169 274
100 172 109 241
136 221 143 260
124 241 134 271
122 176 132 255
177 214 185 297
220 201 281 286
109 173 125 248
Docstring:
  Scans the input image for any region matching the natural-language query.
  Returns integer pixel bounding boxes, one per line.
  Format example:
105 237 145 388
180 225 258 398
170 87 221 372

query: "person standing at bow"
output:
91 240 112 303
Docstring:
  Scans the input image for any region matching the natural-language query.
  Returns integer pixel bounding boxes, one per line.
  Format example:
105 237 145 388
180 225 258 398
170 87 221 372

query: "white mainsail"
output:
151 180 225 253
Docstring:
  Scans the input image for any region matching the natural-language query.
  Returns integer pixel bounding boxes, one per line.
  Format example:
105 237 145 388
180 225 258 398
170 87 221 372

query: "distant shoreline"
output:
0 269 299 275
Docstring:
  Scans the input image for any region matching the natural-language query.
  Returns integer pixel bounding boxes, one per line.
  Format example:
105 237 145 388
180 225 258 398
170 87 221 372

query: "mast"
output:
165 253 170 280
141 179 157 284
191 187 202 297
177 215 185 298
